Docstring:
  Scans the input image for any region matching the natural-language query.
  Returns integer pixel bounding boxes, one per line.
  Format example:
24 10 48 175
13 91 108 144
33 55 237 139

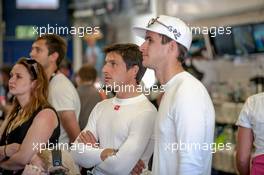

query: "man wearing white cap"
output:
133 15 215 175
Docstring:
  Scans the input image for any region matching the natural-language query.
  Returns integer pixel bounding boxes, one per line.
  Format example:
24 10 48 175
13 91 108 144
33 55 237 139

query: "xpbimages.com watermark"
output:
188 26 232 37
32 141 100 153
164 141 232 153
33 24 100 37
98 82 166 96
31 24 232 38
32 141 231 154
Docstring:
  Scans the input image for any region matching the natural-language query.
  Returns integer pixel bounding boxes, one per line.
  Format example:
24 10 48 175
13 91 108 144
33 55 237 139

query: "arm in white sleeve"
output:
70 137 104 168
96 110 156 175
141 134 155 169
71 104 104 168
236 97 253 128
49 77 77 112
174 89 213 175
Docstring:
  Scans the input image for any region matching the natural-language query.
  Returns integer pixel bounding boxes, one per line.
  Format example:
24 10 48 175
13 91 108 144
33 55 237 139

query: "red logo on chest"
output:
114 105 120 111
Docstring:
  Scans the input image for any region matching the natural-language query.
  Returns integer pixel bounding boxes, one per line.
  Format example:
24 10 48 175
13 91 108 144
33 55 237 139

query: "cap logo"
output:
147 17 181 40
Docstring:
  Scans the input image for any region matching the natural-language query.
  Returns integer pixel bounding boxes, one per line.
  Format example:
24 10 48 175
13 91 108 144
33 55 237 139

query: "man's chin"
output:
104 82 113 87
142 61 149 68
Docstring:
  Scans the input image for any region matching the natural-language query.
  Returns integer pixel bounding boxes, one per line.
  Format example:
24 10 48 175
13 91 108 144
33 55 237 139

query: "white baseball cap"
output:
133 15 192 50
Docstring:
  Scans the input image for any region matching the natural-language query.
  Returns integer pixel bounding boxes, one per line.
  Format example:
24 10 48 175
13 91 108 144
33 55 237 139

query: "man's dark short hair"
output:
159 34 188 63
103 43 146 84
77 64 97 83
36 34 67 67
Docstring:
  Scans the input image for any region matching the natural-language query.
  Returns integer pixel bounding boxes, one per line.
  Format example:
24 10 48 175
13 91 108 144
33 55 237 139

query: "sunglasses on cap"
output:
147 17 181 40
20 58 38 80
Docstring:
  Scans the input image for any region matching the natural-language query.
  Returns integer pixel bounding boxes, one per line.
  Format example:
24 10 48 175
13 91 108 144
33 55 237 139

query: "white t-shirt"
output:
152 71 215 175
48 73 81 144
236 92 264 157
71 94 157 175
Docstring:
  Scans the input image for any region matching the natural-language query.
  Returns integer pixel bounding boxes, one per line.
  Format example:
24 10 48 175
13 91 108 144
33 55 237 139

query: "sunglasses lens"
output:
25 59 38 79
146 17 180 40
147 18 156 27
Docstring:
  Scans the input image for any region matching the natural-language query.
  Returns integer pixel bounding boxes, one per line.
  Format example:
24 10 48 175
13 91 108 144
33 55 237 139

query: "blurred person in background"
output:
75 64 103 130
236 92 264 175
84 32 104 78
59 59 72 79
0 66 12 97
0 66 12 120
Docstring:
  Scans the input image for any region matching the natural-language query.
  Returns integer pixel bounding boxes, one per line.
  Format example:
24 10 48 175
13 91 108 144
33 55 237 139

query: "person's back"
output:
75 65 102 130
77 84 101 130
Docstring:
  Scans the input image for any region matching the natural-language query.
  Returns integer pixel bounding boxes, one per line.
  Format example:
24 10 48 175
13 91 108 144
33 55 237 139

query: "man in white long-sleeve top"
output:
71 43 157 175
133 15 215 175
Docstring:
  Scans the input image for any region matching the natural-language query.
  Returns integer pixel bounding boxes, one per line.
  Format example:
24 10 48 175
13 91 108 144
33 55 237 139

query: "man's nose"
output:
29 49 34 58
140 41 147 52
102 64 107 74
9 76 15 83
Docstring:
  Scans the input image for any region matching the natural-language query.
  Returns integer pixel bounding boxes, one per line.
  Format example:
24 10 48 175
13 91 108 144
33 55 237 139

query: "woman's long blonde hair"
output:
7 57 50 133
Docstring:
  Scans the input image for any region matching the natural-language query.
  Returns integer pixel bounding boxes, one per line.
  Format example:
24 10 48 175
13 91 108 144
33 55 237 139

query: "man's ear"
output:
169 41 178 53
130 65 139 79
49 52 59 64
169 41 180 58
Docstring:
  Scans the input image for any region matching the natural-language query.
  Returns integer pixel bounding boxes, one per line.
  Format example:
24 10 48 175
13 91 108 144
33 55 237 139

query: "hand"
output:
131 159 145 175
6 143 20 157
78 130 98 147
100 148 117 161
22 164 45 175
30 154 45 170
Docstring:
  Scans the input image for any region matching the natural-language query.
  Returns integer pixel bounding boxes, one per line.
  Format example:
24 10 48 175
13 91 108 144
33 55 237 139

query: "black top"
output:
0 106 60 174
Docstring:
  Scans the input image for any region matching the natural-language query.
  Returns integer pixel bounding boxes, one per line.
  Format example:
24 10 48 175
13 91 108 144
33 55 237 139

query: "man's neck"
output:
155 62 184 85
115 84 142 99
116 91 142 99
45 65 58 80
80 81 93 86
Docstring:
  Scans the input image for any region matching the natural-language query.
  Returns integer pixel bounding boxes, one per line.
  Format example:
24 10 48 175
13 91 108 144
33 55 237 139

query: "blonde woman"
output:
0 58 60 174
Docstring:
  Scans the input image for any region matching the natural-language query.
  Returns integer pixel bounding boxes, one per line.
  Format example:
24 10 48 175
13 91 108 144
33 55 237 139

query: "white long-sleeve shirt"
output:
71 94 157 175
152 71 215 175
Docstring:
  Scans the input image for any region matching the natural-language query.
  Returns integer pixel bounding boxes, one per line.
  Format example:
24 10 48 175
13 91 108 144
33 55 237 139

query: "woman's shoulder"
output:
33 104 56 115
34 106 58 122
